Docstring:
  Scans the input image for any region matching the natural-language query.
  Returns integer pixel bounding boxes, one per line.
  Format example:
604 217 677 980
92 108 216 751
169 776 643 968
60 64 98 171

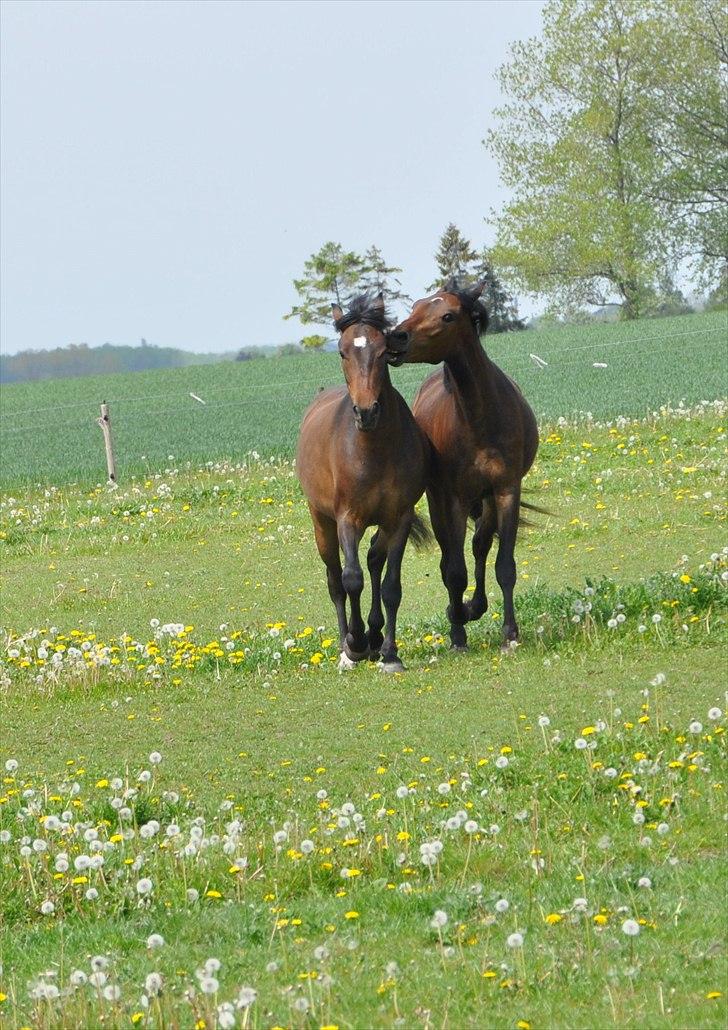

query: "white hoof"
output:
378 659 406 674
338 651 357 672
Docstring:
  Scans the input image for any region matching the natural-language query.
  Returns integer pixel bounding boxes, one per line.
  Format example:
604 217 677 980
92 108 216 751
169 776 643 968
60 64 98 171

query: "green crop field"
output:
0 310 725 487
0 310 727 1029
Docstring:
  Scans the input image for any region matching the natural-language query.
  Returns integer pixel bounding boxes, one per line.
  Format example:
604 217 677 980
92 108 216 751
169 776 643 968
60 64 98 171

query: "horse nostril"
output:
390 329 409 344
371 402 380 416
352 405 361 416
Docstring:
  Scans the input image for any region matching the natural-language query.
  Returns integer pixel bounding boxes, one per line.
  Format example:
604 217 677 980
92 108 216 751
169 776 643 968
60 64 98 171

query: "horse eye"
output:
442 312 456 323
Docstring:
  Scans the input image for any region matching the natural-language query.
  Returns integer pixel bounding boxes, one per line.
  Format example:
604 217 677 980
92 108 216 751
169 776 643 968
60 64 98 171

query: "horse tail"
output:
519 498 554 528
410 513 434 550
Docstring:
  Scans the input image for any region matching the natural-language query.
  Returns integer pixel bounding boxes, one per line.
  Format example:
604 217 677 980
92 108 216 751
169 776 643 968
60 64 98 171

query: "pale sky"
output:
0 0 546 355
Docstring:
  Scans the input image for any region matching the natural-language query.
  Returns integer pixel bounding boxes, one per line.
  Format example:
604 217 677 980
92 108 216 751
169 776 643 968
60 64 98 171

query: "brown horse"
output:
297 293 430 673
390 280 539 651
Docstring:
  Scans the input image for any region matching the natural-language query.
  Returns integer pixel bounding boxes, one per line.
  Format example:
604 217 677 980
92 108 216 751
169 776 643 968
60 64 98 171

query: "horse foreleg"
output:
428 490 469 650
311 508 347 648
494 486 521 649
366 529 388 659
464 494 497 623
378 519 411 673
338 519 368 661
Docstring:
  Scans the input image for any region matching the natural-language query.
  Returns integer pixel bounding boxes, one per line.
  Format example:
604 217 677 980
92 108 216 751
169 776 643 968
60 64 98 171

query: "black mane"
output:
443 277 489 338
334 293 392 333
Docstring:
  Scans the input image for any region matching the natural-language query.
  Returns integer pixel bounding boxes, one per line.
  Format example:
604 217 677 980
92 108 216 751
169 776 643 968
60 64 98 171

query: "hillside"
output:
0 310 725 486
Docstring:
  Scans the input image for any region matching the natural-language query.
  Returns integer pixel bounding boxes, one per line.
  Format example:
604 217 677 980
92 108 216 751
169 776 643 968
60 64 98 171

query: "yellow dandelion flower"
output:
545 913 562 924
344 910 359 919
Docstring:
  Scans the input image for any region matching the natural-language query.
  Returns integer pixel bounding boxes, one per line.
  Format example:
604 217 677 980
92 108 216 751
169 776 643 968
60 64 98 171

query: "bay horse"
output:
296 293 431 673
390 279 539 651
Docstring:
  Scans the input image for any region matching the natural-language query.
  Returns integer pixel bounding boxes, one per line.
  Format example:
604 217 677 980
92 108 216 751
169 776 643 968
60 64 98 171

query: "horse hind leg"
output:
464 494 497 623
429 491 469 650
311 509 347 649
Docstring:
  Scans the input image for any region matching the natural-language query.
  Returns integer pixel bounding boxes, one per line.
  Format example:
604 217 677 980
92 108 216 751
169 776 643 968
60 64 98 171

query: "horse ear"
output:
371 291 385 313
466 279 487 301
331 303 343 325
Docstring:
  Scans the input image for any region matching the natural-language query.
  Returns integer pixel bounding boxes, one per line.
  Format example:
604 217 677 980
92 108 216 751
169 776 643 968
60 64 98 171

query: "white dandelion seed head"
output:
147 933 165 949
40 900 55 915
495 756 509 769
145 972 163 996
237 985 257 1008
689 720 703 734
507 931 524 948
708 707 723 721
637 876 652 888
537 715 550 727
149 751 162 765
464 819 478 834
622 918 640 937
495 898 510 913
199 976 219 995
430 909 448 929
136 877 153 895
69 970 87 987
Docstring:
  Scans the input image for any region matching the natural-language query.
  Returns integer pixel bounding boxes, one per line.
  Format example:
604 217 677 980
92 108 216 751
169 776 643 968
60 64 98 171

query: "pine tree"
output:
471 249 526 333
360 246 411 306
428 224 478 290
285 242 365 325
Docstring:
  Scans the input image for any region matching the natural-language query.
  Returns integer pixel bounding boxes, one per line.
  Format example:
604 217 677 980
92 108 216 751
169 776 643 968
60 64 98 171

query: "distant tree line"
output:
0 340 230 384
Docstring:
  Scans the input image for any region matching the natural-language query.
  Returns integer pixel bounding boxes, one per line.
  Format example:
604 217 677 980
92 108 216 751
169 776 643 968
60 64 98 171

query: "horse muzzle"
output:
353 402 380 432
385 328 410 366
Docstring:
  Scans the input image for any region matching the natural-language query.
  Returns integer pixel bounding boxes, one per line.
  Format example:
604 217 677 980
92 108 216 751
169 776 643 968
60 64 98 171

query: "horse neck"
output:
443 327 499 425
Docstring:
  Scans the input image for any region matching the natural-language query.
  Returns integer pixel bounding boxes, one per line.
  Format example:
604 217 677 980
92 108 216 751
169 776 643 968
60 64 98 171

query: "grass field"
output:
0 310 725 486
0 311 727 1029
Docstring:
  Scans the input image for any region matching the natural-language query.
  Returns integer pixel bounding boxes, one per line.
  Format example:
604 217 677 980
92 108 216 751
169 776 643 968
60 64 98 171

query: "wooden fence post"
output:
97 401 117 483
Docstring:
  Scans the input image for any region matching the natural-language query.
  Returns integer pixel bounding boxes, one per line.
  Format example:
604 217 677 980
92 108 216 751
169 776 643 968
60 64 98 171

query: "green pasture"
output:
0 309 725 486
1 394 726 1027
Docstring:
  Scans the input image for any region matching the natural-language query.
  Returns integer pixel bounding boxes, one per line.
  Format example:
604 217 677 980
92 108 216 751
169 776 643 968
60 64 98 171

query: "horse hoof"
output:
379 658 406 674
343 640 369 663
338 651 358 672
450 644 469 654
500 639 519 656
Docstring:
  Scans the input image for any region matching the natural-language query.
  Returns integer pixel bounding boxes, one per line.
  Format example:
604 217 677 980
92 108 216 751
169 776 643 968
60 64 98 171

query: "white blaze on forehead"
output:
428 296 445 304
353 335 367 348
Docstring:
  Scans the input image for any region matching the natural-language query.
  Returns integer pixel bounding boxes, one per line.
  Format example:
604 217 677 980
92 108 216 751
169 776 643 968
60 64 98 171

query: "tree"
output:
428 224 478 290
236 348 256 361
640 0 728 288
285 242 365 325
486 0 673 319
277 342 302 357
471 248 526 332
360 246 411 306
300 334 328 351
